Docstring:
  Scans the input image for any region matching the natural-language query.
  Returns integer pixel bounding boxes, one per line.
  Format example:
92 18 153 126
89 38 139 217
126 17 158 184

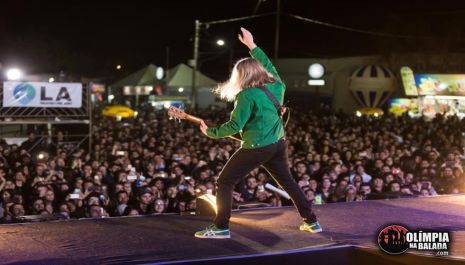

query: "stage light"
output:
116 65 122 70
134 111 138 117
156 67 164 80
6 68 22 80
178 87 184 93
308 79 325 86
35 151 49 162
308 63 325 79
374 112 379 117
196 194 217 216
49 77 55 83
108 94 115 102
216 39 225 46
356 111 362 117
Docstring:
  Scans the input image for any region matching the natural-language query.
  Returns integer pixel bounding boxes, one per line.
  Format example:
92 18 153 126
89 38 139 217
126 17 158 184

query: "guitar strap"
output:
258 86 289 127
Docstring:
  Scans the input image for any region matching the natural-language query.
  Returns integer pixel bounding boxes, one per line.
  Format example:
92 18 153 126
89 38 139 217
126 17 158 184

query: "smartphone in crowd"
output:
314 194 322 204
127 174 138 181
258 185 265 192
70 188 81 199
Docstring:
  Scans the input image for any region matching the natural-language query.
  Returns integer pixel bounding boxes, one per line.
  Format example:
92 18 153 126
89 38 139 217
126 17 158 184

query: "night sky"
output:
2 0 465 82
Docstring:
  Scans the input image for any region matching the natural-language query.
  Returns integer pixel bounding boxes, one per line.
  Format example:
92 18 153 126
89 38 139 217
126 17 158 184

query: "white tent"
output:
166 63 224 108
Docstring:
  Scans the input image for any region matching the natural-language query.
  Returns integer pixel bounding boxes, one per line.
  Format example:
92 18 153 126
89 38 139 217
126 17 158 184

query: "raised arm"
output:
238 27 282 83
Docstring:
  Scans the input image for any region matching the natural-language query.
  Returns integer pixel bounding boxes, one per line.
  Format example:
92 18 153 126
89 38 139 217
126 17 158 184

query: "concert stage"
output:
2 195 465 265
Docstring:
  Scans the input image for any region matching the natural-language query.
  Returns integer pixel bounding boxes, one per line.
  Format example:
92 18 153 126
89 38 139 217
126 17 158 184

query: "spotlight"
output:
195 194 217 216
216 39 225 46
6 68 22 81
35 151 49 162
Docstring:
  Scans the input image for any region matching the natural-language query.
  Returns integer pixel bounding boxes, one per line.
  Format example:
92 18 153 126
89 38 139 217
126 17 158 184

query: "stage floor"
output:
1 195 465 264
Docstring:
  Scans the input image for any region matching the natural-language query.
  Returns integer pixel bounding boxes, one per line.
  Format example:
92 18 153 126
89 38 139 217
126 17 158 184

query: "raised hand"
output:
238 27 257 50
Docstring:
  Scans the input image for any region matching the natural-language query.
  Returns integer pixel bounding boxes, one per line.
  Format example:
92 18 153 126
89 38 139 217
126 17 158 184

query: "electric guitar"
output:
167 106 242 141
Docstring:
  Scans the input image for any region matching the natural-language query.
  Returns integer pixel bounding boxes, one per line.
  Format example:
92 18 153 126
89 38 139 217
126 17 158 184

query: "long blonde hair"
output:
215 58 275 101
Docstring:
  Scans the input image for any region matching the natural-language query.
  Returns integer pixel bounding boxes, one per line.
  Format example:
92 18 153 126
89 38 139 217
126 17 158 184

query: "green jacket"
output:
206 47 285 149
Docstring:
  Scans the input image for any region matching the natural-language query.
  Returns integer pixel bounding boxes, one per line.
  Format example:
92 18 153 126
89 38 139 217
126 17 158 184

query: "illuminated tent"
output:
111 64 159 88
348 65 396 108
166 63 216 88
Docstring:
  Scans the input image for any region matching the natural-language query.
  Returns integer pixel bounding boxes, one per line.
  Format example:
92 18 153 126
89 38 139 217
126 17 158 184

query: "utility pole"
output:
191 13 274 110
274 0 281 59
191 20 200 110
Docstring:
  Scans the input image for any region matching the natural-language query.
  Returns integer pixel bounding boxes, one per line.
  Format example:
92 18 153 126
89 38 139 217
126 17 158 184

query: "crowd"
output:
0 105 464 223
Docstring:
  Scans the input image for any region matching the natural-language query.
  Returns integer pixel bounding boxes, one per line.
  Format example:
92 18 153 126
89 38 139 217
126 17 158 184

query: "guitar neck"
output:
184 114 203 125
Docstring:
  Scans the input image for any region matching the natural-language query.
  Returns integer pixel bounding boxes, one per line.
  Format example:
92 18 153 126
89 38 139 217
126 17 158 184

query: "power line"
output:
287 13 460 40
202 12 275 26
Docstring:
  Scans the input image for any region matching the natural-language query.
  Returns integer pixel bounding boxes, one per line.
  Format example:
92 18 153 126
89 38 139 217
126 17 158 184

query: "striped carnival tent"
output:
348 65 396 108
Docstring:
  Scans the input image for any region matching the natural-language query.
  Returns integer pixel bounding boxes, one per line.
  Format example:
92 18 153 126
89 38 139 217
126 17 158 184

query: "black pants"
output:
214 139 318 229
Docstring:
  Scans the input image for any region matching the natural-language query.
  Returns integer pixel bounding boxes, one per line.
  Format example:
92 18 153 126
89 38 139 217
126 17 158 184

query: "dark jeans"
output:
214 139 318 229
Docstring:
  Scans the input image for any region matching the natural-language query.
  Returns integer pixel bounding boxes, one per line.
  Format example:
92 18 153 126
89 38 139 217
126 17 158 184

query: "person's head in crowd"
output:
186 198 196 211
4 179 15 190
374 159 384 170
294 162 307 176
166 186 177 199
172 165 184 178
177 201 186 212
10 203 25 218
45 189 55 204
372 177 384 193
320 178 331 191
138 188 153 207
154 199 165 214
311 161 321 174
420 188 430 196
256 172 268 185
383 173 395 186
2 189 15 205
305 189 315 202
360 183 371 197
400 185 413 195
32 198 45 214
123 182 132 196
352 174 362 185
404 172 414 185
59 203 71 219
88 205 108 218
117 190 129 205
83 181 95 193
335 179 348 197
246 176 258 191
74 178 83 190
389 181 401 193
35 184 48 198
114 183 124 193
309 179 318 192
87 195 101 207
442 167 454 178
345 185 357 202
355 165 366 176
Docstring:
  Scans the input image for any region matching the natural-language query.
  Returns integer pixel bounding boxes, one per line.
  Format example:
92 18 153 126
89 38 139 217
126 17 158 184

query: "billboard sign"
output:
3 82 82 108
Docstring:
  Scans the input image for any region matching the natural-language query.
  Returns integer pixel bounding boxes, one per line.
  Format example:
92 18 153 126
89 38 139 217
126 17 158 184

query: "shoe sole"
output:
300 227 323 233
194 234 231 239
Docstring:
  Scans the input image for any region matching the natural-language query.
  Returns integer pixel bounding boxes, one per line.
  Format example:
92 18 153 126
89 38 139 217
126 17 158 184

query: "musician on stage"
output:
195 27 322 239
